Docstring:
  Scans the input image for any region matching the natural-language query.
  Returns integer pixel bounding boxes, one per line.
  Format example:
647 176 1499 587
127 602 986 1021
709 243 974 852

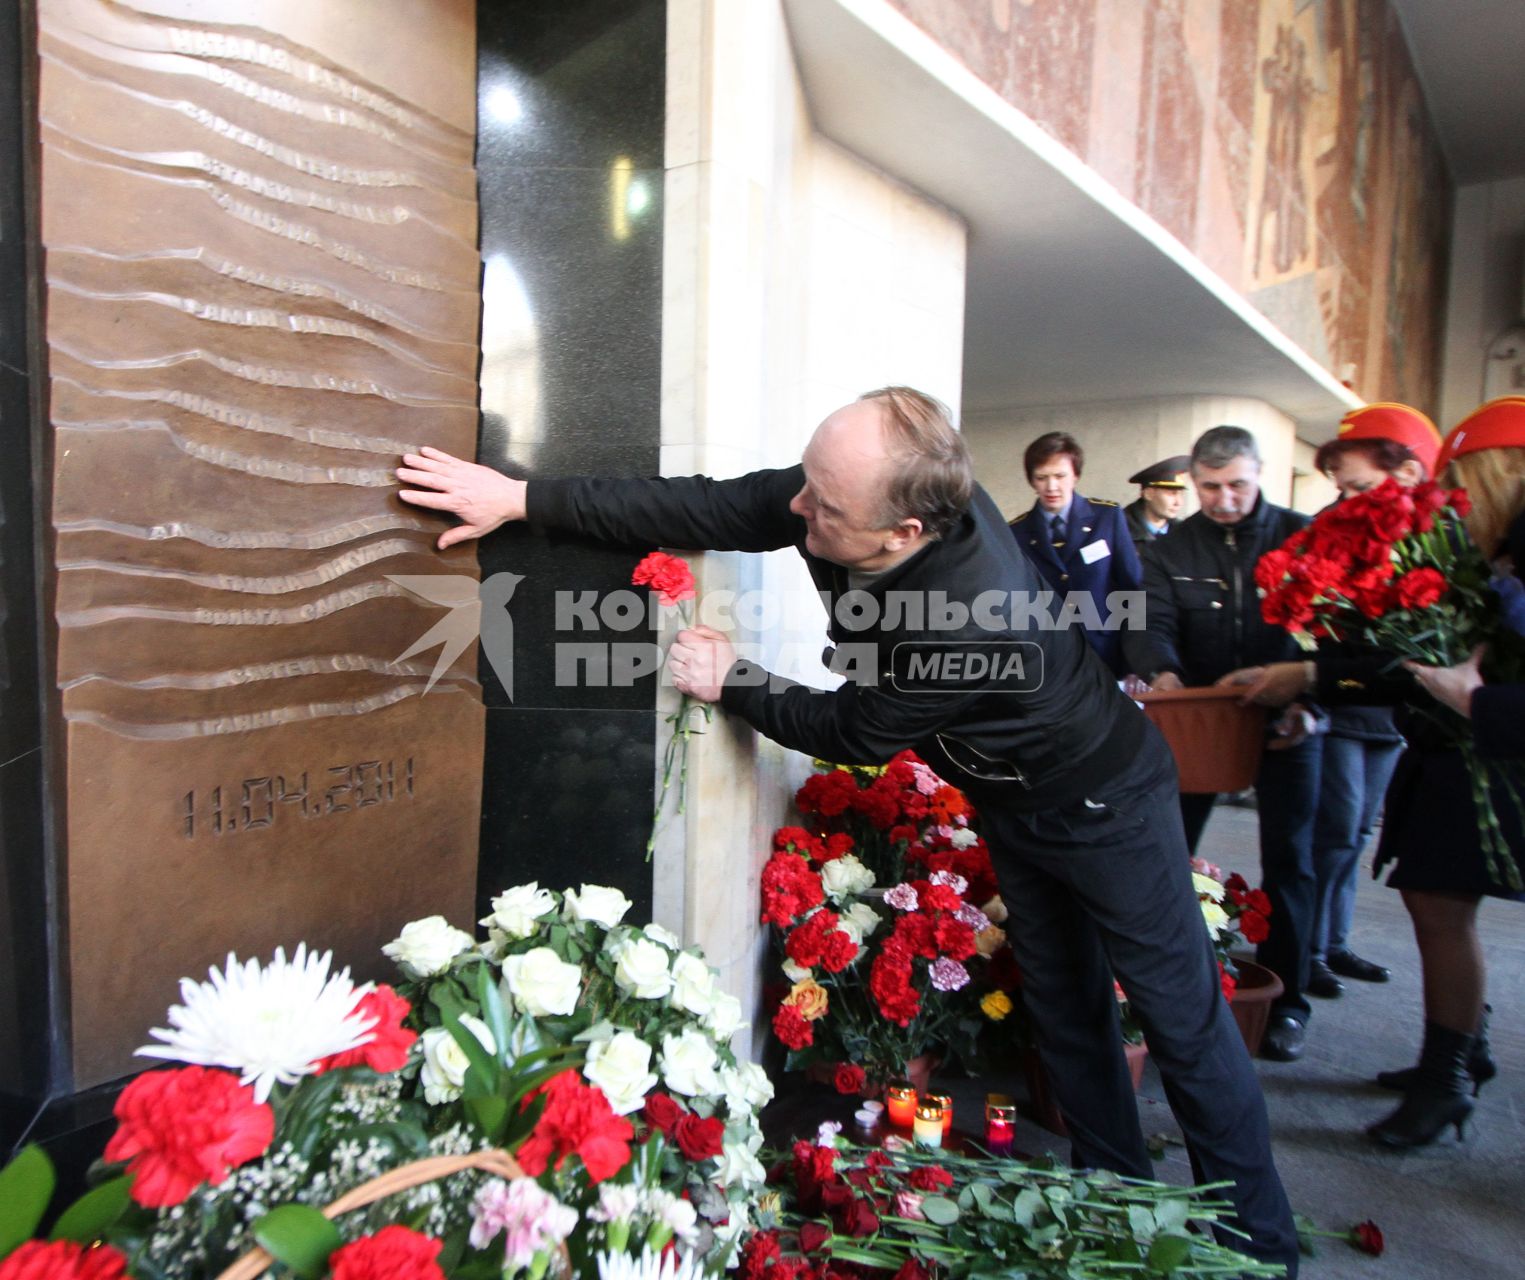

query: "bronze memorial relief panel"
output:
37 0 484 1087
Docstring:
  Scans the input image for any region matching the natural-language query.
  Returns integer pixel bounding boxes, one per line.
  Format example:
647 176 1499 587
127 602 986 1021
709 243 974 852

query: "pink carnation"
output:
884 884 919 911
470 1177 578 1265
929 958 970 992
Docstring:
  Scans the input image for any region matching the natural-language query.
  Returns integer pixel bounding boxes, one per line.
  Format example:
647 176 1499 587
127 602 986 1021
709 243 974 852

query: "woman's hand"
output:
1403 646 1485 719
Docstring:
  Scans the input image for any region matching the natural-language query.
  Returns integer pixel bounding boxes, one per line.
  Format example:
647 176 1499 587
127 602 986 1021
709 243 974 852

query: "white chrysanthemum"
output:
597 1249 707 1280
1192 871 1226 902
138 945 374 1102
1201 900 1230 939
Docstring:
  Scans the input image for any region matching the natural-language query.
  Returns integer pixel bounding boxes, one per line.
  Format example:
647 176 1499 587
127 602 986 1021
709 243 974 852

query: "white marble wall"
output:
963 394 1333 520
658 0 966 1056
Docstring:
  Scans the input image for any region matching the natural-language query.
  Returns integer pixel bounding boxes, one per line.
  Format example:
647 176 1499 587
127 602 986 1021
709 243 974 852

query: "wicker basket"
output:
1137 686 1267 793
214 1149 529 1280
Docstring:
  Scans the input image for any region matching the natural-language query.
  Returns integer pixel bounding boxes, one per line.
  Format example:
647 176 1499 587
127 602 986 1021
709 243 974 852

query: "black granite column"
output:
474 0 666 922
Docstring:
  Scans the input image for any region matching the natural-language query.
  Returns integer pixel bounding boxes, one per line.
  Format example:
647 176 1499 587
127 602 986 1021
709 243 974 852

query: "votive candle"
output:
928 1093 954 1134
886 1082 917 1127
985 1095 1017 1157
912 1101 944 1148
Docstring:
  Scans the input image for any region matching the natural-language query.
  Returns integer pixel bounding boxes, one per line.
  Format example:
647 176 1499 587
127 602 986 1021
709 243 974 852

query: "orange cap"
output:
1336 403 1442 475
1435 397 1525 474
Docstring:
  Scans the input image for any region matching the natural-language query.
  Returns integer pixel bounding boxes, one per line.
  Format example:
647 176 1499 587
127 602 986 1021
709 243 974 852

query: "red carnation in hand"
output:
330 1226 446 1280
643 1091 683 1136
0 1241 131 1280
515 1069 634 1184
1351 1220 1384 1256
833 1063 867 1095
674 1111 726 1161
105 1066 274 1207
1394 567 1448 611
908 1164 954 1191
631 550 696 607
773 1003 814 1050
315 985 417 1075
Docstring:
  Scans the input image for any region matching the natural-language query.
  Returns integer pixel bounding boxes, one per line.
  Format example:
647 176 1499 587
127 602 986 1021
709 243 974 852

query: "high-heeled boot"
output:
1368 1021 1476 1149
1375 1003 1496 1096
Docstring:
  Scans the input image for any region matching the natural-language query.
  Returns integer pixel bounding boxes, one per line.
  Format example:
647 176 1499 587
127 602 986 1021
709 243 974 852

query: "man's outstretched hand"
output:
668 626 735 704
397 447 528 549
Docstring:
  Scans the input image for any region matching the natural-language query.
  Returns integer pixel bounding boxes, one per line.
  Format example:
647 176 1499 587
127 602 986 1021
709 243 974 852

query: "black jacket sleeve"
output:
526 467 805 553
720 660 985 765
1122 543 1184 680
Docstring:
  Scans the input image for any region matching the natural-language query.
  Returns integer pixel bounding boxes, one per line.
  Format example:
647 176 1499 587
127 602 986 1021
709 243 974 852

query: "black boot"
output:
1375 1004 1497 1096
1368 1021 1476 1149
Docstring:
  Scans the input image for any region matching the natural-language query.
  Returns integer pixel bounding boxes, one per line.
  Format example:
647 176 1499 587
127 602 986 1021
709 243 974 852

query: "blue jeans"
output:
1311 734 1401 960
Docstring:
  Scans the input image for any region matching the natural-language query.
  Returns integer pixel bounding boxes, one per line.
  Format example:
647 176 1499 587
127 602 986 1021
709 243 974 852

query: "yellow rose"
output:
981 990 1013 1021
784 977 830 1021
975 924 1007 958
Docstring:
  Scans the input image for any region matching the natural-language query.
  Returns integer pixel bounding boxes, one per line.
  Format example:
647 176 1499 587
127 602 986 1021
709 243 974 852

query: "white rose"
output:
643 1189 699 1244
613 937 673 1000
669 953 717 1016
840 902 881 944
780 959 812 984
949 826 979 849
419 1015 495 1104
820 854 874 900
564 884 632 928
642 922 681 949
382 915 474 979
502 947 584 1016
716 1136 767 1188
704 991 747 1042
720 1060 774 1114
480 883 556 939
660 1027 722 1097
583 1030 659 1114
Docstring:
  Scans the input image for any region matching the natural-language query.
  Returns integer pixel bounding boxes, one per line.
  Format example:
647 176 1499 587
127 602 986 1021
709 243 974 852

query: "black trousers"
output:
976 727 1299 1275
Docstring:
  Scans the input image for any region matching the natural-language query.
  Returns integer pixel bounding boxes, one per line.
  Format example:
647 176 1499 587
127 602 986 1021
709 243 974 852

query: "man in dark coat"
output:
1123 425 1322 1064
397 388 1299 1274
1009 432 1143 676
1123 455 1190 551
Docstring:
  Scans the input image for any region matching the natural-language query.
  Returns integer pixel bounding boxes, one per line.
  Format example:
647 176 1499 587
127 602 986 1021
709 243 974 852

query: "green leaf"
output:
49 1175 133 1243
475 963 512 1064
1010 1187 1045 1229
0 1145 55 1254
1128 1204 1156 1239
252 1204 342 1278
920 1195 961 1226
1146 1233 1193 1273
1153 1197 1190 1235
465 1095 511 1143
444 1008 500 1100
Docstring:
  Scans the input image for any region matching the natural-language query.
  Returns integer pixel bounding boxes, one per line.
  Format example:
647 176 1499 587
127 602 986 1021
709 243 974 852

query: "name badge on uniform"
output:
1080 538 1110 564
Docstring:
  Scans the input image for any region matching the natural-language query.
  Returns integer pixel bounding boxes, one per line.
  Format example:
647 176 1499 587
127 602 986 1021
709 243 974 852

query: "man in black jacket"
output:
1123 426 1322 1063
397 389 1299 1274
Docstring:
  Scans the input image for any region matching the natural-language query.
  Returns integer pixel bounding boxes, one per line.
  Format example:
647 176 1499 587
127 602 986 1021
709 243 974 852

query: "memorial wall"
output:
25 0 485 1093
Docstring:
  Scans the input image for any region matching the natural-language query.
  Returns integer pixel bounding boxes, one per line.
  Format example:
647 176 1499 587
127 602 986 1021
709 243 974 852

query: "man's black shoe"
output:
1307 959 1344 999
1326 949 1390 983
1261 1014 1307 1061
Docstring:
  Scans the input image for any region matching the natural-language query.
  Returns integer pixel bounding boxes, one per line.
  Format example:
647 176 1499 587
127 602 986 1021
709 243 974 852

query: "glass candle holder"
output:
927 1093 954 1134
985 1095 1017 1157
912 1101 944 1148
885 1082 917 1128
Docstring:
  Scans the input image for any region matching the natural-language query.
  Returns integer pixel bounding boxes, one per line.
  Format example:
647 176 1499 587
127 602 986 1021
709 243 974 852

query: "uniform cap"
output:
1127 456 1191 489
1336 403 1442 475
1434 397 1525 474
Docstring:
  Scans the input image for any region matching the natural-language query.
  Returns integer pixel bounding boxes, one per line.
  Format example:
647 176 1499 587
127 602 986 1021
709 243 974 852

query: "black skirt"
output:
1378 746 1525 901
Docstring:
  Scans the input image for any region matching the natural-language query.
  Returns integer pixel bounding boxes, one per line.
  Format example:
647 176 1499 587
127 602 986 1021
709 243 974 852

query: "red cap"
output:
1336 403 1442 475
1435 397 1525 474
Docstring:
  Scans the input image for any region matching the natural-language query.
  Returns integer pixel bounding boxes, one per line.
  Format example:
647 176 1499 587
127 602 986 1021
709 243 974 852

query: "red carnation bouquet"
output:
763 753 1017 1085
631 550 710 856
1257 476 1523 888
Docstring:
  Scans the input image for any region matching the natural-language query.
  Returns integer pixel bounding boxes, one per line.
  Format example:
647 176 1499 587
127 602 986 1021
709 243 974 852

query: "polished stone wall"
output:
886 0 1451 414
474 0 666 924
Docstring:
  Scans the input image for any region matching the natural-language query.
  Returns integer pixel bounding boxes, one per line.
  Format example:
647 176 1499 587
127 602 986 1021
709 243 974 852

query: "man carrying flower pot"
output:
1122 426 1322 1064
396 388 1300 1276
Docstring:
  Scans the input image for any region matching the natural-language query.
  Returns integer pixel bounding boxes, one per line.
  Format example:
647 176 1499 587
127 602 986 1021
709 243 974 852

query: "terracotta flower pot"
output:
1137 687 1267 793
1226 958 1285 1056
1022 1041 1149 1137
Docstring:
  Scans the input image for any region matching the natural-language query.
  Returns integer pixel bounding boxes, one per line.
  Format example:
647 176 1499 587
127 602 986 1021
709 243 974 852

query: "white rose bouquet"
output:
388 883 770 1265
